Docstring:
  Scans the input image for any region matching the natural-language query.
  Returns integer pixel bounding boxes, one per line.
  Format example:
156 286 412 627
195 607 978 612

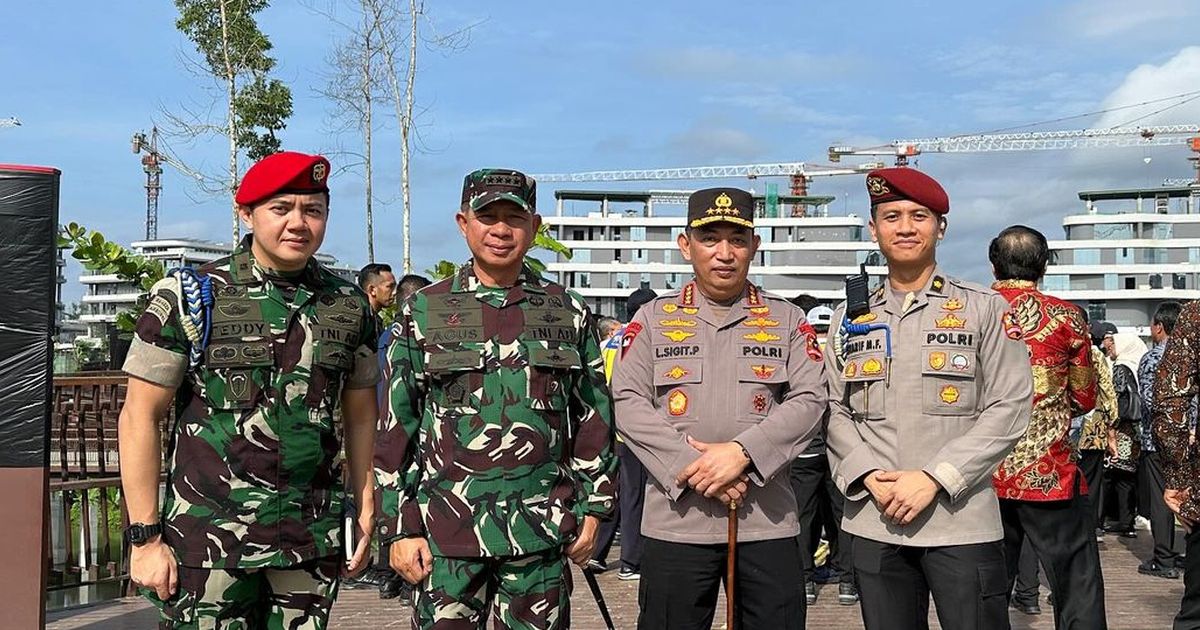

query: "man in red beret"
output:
119 151 380 628
824 168 1033 629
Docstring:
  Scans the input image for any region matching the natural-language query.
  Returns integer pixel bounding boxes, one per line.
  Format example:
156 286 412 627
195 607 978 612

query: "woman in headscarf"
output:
1104 331 1149 536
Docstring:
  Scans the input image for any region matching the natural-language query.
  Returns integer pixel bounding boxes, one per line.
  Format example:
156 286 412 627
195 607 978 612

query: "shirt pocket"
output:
737 359 787 423
425 349 485 412
842 353 886 420
922 347 978 416
305 338 356 409
525 346 582 412
202 341 274 410
653 358 703 427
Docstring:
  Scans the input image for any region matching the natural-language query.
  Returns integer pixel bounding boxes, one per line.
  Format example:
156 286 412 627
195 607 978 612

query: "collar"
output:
676 280 764 328
878 266 947 316
992 279 1037 291
229 233 323 287
450 260 547 310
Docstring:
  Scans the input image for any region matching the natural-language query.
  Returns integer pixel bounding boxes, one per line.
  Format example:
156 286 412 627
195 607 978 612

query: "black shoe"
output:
1176 555 1188 569
1105 523 1137 538
1011 599 1042 615
811 565 839 584
585 559 608 573
838 582 859 605
344 568 386 589
805 580 816 605
1139 560 1182 579
379 573 410 599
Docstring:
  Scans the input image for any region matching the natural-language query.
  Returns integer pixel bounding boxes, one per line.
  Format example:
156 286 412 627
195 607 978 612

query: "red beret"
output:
235 151 330 206
865 167 949 214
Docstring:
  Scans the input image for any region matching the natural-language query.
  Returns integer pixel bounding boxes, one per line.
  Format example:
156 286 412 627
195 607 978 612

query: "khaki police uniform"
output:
825 270 1032 630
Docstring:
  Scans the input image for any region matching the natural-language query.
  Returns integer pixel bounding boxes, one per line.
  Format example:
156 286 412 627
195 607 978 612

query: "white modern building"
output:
1045 184 1200 335
542 190 886 317
78 238 356 340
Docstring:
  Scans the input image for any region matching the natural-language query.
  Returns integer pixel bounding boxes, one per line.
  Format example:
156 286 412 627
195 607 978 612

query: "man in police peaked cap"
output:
119 151 381 628
824 168 1032 630
613 187 828 629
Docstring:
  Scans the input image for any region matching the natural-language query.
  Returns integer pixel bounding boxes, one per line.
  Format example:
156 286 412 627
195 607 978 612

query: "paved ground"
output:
47 532 1185 629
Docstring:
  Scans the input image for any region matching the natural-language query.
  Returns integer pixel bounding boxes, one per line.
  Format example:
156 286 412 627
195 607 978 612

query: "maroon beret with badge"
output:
865 167 949 215
235 151 331 207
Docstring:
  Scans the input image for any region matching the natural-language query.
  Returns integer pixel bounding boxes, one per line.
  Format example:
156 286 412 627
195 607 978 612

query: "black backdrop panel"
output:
0 165 60 468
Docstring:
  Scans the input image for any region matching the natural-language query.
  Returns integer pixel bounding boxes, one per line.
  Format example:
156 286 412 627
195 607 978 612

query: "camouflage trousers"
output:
412 548 572 630
145 556 340 629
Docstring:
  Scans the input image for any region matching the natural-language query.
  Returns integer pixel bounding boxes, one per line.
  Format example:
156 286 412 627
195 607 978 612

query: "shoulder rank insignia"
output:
936 313 966 329
661 329 695 342
931 276 946 292
743 331 781 343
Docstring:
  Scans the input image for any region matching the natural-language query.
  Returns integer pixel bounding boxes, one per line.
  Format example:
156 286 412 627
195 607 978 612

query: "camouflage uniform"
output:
375 262 617 630
123 235 380 629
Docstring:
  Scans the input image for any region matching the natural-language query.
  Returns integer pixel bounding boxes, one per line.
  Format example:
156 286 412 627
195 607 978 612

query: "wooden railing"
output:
48 373 170 595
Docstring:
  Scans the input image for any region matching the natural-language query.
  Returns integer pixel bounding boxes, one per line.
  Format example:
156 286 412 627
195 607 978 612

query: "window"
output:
1074 249 1100 265
573 249 590 264
1094 223 1133 240
1087 301 1106 322
666 273 680 289
577 272 590 289
1041 275 1068 291
615 272 629 289
755 227 771 241
633 249 647 263
1104 274 1118 291
1190 248 1200 263
671 226 685 240
1154 223 1174 240
1145 249 1169 264
631 226 646 242
572 229 585 241
1124 277 1136 290
1116 248 1134 264
640 273 651 286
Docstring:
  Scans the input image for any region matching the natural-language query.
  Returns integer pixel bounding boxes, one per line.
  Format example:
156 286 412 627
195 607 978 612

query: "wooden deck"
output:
46 530 1187 629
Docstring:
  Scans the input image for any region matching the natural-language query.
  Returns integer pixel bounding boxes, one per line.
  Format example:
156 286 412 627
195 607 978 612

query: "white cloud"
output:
1057 0 1198 38
1094 47 1200 128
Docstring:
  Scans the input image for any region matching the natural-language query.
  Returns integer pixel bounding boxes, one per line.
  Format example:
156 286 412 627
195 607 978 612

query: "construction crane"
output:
828 124 1200 167
533 161 884 216
131 127 203 240
0 117 20 128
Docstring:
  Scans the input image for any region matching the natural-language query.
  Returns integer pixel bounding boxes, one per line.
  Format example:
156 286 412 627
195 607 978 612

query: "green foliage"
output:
73 337 107 366
175 0 293 163
426 224 573 281
59 223 165 332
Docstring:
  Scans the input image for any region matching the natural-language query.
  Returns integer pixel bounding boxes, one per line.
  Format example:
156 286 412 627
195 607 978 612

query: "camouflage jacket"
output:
375 262 617 558
122 235 380 569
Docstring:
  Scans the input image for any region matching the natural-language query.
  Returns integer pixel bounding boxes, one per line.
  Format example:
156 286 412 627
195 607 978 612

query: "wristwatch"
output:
124 522 163 546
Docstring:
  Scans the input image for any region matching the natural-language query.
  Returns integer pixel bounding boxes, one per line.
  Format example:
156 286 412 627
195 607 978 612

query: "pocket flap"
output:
314 341 355 371
529 347 582 370
653 359 703 386
427 349 484 372
922 348 976 378
738 360 788 383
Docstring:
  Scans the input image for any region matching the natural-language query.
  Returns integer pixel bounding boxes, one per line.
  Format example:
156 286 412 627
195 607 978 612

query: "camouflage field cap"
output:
461 168 536 213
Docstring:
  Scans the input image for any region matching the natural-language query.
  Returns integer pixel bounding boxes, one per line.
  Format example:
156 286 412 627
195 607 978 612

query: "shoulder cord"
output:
168 267 214 370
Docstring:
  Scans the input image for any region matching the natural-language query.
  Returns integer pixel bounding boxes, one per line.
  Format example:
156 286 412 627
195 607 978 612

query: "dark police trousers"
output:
638 537 804 630
1000 489 1107 629
852 536 1008 630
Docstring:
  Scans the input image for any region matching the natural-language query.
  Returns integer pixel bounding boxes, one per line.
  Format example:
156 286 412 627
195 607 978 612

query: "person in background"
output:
1103 332 1148 538
358 263 397 324
1081 321 1119 542
1137 301 1186 579
397 274 433 304
589 314 628 572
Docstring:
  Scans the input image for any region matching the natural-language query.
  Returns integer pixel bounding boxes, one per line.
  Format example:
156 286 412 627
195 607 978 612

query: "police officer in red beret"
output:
824 168 1033 629
119 151 380 628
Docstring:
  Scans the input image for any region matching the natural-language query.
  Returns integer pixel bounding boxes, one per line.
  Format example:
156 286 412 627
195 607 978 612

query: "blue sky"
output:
4 0 1200 303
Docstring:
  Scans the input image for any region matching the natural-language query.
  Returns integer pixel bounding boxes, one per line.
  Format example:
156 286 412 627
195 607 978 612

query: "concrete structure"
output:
542 189 885 317
78 238 355 340
1045 184 1200 335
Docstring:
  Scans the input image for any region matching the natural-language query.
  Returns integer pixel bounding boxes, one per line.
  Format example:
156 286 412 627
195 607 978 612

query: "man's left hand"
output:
677 437 751 497
875 470 941 526
343 509 375 578
566 515 601 567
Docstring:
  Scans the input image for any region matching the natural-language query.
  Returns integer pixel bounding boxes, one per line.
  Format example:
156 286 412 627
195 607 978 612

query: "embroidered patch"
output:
682 307 699 315
749 306 771 315
942 298 964 311
662 303 679 314
146 294 173 326
806 335 823 362
936 314 966 329
852 312 877 324
751 364 777 379
661 330 696 343
843 362 858 378
939 384 960 405
620 322 643 358
929 351 947 370
660 318 697 327
862 358 883 376
744 317 780 328
1002 311 1023 340
663 365 690 380
752 393 768 414
951 353 971 371
668 390 688 416
743 331 781 343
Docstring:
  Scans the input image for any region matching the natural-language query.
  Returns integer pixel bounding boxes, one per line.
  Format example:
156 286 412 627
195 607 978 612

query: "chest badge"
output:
661 330 695 343
951 353 971 371
667 389 689 416
743 317 780 328
743 331 781 343
752 393 768 414
942 298 964 311
843 362 858 378
751 364 777 379
928 351 947 370
862 358 883 376
663 365 690 380
939 384 960 405
660 318 697 327
935 314 966 329
682 307 699 315
662 303 679 314
749 306 771 316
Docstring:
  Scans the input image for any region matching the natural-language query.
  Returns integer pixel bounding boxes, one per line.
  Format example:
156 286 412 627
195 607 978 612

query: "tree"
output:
58 223 165 332
169 0 294 242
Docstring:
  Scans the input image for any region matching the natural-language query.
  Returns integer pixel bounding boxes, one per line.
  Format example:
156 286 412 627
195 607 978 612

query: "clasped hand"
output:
864 469 941 526
675 437 751 505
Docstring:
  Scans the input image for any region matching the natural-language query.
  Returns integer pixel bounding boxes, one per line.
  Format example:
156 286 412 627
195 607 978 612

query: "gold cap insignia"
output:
866 176 890 196
706 192 739 215
312 162 328 183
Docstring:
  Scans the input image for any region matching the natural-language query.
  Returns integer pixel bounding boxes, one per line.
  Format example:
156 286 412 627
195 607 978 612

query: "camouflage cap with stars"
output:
460 168 536 213
687 187 754 229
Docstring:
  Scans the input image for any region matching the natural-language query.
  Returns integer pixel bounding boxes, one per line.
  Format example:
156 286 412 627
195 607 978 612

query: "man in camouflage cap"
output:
376 168 617 629
118 151 381 628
